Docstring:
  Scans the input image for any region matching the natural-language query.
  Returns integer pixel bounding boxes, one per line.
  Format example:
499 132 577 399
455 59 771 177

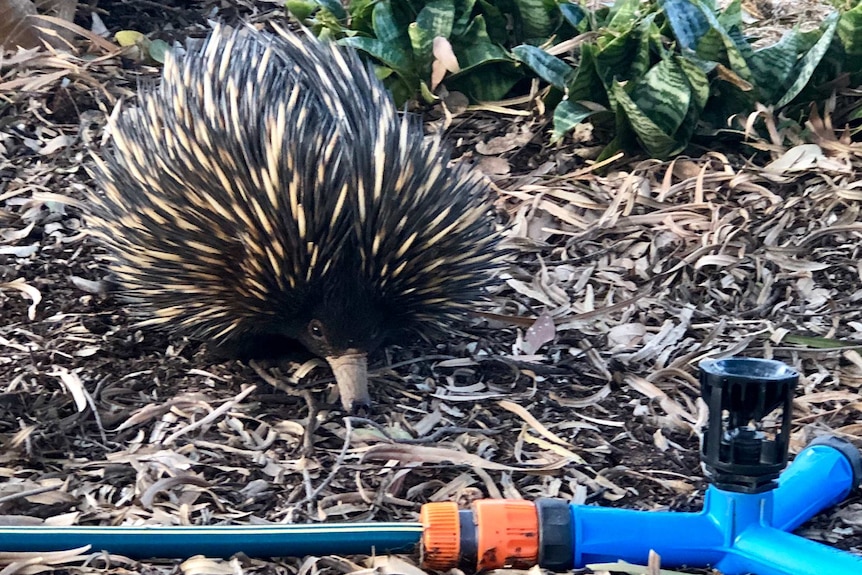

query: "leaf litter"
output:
0 1 861 574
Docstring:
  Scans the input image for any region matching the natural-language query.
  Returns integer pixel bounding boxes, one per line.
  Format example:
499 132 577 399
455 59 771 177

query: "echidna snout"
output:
88 24 502 411
326 354 370 413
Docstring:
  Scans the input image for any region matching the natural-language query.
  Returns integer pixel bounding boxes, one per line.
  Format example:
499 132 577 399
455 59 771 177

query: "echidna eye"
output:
309 320 325 340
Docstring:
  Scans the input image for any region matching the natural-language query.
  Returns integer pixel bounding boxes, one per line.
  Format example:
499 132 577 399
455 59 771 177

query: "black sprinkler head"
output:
699 357 798 493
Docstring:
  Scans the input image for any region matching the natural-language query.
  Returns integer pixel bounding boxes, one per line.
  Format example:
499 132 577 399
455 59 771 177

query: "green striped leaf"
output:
661 0 710 52
692 25 725 63
512 45 574 90
552 100 602 141
447 62 523 101
606 0 643 32
629 57 691 135
680 0 753 79
723 25 753 81
513 0 555 40
371 0 409 45
286 0 318 22
675 55 709 110
631 14 660 80
559 3 588 30
447 13 519 100
408 0 456 75
339 36 416 77
315 0 347 20
612 80 681 159
415 1 456 40
336 37 393 68
452 0 477 37
449 14 510 71
662 0 751 80
348 0 376 33
838 2 862 59
566 43 609 105
593 23 638 89
748 28 799 104
338 0 416 85
716 0 742 31
476 0 507 45
776 12 839 107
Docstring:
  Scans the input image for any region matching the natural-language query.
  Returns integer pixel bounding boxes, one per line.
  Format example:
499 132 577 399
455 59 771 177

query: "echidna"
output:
88 24 501 411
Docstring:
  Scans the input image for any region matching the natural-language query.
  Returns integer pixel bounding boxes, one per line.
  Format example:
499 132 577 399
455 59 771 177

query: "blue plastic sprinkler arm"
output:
571 503 725 567
710 437 862 575
0 522 424 559
570 439 862 575
720 524 862 575
770 436 862 532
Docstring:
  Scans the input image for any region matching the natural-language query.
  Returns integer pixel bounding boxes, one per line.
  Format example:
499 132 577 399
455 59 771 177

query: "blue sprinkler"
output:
1 357 860 575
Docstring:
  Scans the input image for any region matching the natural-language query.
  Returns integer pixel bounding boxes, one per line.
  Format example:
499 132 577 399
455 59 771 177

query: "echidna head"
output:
290 278 389 359
279 275 394 412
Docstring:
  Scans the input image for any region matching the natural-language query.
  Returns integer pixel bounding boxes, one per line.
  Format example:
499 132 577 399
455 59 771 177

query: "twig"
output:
250 361 318 454
279 417 355 517
0 485 60 505
162 384 256 445
306 417 354 505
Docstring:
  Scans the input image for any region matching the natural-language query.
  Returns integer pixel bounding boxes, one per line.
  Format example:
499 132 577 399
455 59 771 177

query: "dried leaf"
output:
763 144 824 175
362 444 570 472
0 279 42 320
430 36 459 90
369 555 427 575
179 556 238 575
498 399 572 447
521 311 556 354
47 367 88 413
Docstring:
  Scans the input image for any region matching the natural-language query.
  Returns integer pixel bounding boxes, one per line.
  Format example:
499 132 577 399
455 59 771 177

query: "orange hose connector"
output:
420 500 539 571
474 499 539 570
420 501 461 570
